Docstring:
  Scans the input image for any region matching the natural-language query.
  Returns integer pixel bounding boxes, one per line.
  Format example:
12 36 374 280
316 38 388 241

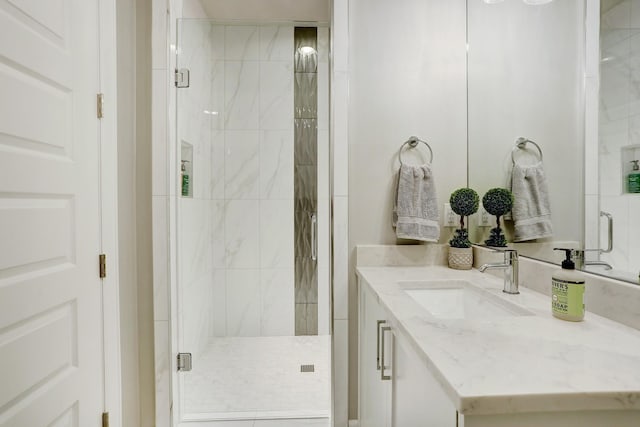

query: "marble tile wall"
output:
177 19 217 361
177 22 298 341
597 0 640 274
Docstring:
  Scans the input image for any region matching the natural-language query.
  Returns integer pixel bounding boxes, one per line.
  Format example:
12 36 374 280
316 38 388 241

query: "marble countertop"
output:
356 265 640 416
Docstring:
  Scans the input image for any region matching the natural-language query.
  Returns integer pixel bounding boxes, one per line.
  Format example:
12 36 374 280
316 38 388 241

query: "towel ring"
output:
399 136 433 165
511 137 543 165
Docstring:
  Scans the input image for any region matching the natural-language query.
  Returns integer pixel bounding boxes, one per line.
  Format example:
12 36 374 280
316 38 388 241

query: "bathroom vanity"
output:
357 266 640 427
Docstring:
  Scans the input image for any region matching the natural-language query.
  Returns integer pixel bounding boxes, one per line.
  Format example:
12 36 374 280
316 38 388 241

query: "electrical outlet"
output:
478 206 492 227
443 203 457 227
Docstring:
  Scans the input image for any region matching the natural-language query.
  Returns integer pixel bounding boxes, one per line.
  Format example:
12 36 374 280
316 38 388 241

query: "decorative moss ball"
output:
482 188 514 217
449 188 479 217
449 228 471 248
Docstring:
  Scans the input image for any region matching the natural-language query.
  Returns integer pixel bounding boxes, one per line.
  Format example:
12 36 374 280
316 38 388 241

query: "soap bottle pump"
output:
628 160 640 194
552 248 585 321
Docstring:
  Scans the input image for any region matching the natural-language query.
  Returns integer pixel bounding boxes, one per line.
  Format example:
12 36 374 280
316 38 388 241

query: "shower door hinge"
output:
175 68 190 88
97 93 104 118
177 352 192 371
99 254 106 278
102 412 109 427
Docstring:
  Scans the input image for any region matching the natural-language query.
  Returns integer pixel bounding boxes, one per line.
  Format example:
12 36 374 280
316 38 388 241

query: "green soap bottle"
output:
629 160 640 194
181 160 190 197
552 249 585 322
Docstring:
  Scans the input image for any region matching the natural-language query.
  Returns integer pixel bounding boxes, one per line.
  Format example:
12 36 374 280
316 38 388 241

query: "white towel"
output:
393 164 440 242
511 162 553 242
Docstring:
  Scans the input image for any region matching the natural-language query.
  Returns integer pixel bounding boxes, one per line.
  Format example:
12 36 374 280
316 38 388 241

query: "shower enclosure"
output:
174 20 331 423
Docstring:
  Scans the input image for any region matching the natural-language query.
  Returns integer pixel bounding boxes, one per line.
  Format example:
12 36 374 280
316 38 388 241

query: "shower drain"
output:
300 364 315 373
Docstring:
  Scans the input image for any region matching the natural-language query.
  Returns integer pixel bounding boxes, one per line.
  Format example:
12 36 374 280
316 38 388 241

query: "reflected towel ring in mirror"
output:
511 137 543 165
399 136 433 165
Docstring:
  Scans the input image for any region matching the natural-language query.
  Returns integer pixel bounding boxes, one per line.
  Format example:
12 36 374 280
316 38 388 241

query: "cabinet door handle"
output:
380 325 392 381
376 320 386 370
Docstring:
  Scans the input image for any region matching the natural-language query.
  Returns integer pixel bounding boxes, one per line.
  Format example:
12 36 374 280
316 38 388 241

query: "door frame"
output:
98 0 123 424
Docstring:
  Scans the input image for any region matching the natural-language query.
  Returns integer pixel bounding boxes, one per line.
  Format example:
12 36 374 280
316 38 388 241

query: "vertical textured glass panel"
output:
294 27 318 73
295 119 318 165
295 303 318 335
294 166 317 205
295 256 318 303
294 73 318 118
294 208 311 258
294 27 318 335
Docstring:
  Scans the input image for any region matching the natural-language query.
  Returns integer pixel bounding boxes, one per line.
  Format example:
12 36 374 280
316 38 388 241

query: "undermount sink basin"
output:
400 280 533 320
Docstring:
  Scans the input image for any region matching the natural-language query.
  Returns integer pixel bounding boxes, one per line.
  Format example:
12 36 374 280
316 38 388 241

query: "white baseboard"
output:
348 420 360 427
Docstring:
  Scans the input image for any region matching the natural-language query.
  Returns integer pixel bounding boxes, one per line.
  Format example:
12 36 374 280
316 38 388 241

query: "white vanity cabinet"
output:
358 277 393 427
357 266 640 427
392 329 457 427
359 278 458 427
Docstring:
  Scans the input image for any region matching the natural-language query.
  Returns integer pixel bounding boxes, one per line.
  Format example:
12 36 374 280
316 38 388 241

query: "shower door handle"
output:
310 212 317 261
600 211 613 253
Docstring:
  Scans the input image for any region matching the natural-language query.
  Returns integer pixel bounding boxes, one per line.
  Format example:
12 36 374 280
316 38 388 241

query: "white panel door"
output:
0 0 105 426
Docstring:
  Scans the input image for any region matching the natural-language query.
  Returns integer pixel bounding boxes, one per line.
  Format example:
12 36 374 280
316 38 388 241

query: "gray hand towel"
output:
393 164 440 242
511 162 553 242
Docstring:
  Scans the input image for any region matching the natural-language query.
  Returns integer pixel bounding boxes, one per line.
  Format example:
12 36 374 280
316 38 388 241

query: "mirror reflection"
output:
467 0 585 258
590 0 640 282
467 0 640 284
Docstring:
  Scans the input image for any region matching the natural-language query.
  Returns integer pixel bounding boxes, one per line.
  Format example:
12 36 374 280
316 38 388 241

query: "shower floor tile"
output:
183 335 331 419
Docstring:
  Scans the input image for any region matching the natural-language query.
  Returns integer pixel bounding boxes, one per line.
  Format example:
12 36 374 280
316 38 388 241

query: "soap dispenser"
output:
629 160 640 194
552 249 585 322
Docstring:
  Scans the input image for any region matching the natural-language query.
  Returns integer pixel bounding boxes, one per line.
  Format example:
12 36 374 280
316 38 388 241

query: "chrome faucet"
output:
479 248 519 294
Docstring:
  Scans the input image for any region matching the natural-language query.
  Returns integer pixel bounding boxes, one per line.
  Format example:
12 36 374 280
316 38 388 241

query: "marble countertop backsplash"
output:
355 245 640 415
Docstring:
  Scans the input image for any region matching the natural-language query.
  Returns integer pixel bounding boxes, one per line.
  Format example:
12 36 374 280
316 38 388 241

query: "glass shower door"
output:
174 19 331 423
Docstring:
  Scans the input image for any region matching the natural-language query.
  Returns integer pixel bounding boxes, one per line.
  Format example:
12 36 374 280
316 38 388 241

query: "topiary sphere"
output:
482 188 514 217
449 188 479 217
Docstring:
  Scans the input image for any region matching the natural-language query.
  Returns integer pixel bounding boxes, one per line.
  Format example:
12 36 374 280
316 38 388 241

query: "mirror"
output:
467 0 640 285
467 0 585 261
591 0 640 283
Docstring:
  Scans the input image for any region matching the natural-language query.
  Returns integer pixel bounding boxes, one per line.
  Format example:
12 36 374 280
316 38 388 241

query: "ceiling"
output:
188 0 330 22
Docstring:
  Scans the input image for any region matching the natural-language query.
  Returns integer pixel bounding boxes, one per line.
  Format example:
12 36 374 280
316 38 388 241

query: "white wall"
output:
135 0 157 424
347 0 469 418
116 0 140 425
116 0 154 425
598 0 640 275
